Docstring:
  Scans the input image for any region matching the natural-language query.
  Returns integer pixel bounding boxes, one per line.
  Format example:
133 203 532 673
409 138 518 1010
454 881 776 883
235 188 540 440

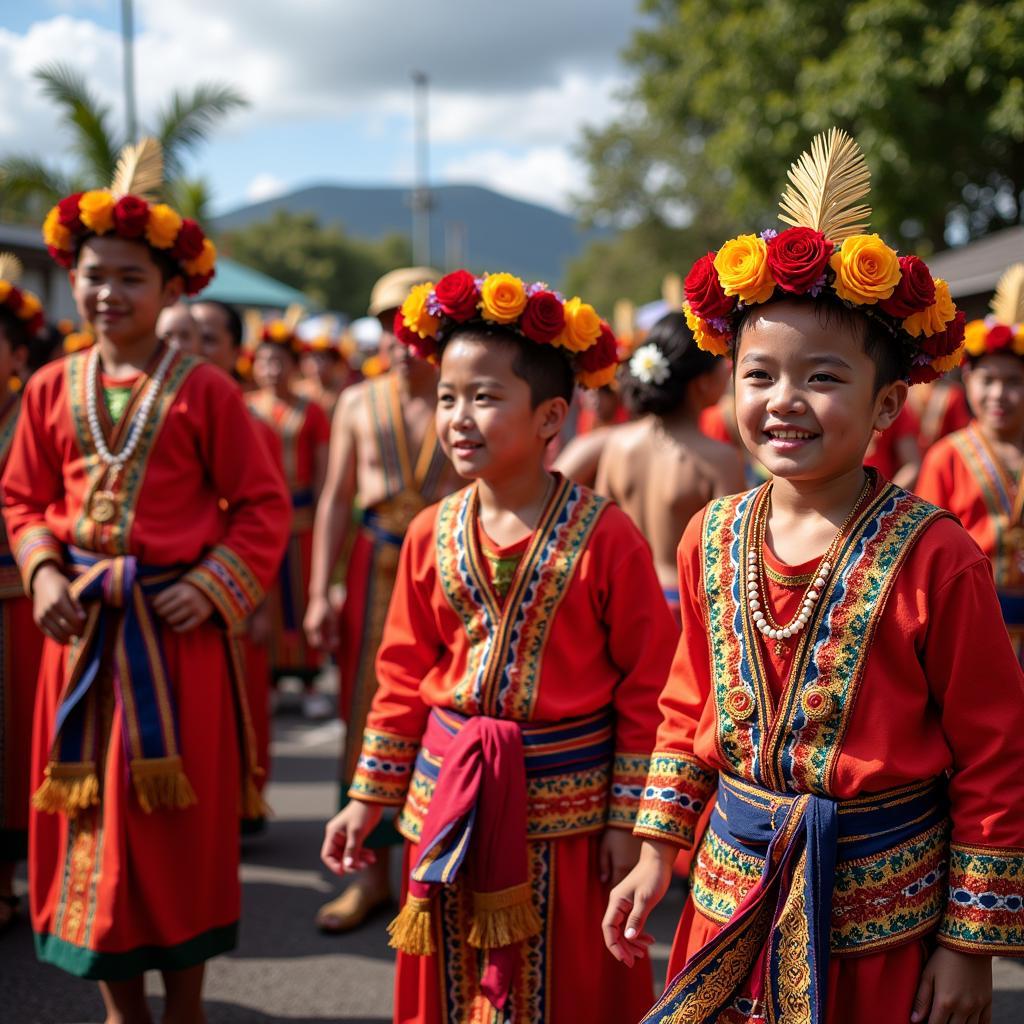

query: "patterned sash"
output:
435 476 607 719
644 775 947 1024
702 479 946 793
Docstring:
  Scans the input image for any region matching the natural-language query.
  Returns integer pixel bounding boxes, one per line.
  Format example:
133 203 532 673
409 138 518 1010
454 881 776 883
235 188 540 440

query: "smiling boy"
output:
603 130 1024 1024
320 271 677 1023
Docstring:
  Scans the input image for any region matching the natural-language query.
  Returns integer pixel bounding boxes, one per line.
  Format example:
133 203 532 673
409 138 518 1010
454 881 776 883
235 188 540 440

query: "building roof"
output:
927 226 1024 300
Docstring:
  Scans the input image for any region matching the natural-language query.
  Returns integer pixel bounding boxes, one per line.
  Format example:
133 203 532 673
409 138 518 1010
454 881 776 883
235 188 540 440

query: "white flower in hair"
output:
629 343 670 386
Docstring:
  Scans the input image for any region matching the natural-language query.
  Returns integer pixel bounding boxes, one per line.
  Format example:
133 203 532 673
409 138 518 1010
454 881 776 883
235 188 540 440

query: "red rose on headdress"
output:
393 309 437 361
908 362 942 385
434 270 479 321
184 271 214 296
685 253 733 321
48 245 74 268
577 321 618 372
5 287 23 314
520 290 565 343
878 256 935 319
57 193 84 231
766 228 833 294
921 310 966 359
113 195 150 239
170 218 205 261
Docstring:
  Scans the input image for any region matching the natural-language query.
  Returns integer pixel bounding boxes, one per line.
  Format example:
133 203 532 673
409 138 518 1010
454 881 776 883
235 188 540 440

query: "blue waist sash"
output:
643 774 947 1024
362 508 405 548
997 588 1024 628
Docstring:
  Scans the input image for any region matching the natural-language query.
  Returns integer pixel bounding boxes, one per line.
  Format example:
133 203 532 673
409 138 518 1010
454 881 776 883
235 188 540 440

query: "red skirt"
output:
30 622 242 978
394 833 654 1024
243 633 271 799
1 596 42 860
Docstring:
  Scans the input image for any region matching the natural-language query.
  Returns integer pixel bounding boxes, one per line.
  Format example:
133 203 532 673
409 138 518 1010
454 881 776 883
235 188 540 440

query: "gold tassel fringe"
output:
32 763 99 816
130 756 197 813
387 895 436 956
468 884 542 949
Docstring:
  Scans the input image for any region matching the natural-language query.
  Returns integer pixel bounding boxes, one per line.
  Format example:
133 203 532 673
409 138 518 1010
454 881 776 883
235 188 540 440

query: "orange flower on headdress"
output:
78 191 116 234
401 282 441 338
902 279 956 338
714 235 775 305
828 234 900 305
479 273 528 324
146 204 183 249
557 297 602 352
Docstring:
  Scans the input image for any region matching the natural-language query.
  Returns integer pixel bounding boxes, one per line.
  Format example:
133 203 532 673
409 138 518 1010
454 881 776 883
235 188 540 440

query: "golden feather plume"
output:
661 273 684 309
991 264 1024 326
109 137 164 201
283 303 306 332
244 309 265 351
613 298 635 343
0 253 24 283
778 128 872 242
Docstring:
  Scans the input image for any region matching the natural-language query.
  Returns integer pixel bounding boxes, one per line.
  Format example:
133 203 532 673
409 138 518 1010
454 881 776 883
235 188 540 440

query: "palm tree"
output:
0 62 246 225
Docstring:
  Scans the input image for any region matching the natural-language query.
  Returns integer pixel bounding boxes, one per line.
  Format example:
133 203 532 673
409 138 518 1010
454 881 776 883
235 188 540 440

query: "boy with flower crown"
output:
918 264 1024 665
603 129 1024 1024
2 141 291 1022
320 269 678 1023
0 255 47 934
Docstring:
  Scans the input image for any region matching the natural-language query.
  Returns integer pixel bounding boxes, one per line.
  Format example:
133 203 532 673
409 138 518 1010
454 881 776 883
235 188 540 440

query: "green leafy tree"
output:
219 210 413 318
0 62 245 224
570 0 1024 303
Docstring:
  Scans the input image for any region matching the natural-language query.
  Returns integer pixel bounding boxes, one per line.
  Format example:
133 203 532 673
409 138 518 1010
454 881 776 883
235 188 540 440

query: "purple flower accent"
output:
526 281 550 297
808 272 828 298
760 228 778 242
709 316 731 333
425 291 443 317
474 276 486 290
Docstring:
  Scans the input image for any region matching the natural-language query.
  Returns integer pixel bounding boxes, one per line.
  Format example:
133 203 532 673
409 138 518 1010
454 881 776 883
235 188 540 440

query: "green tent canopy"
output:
198 256 314 310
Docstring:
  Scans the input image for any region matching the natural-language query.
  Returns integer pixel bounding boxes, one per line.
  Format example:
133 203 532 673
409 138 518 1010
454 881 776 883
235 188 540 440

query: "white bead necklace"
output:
86 343 176 469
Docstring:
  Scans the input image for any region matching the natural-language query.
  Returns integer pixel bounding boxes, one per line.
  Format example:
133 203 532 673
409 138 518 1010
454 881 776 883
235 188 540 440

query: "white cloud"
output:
245 172 287 203
440 146 585 212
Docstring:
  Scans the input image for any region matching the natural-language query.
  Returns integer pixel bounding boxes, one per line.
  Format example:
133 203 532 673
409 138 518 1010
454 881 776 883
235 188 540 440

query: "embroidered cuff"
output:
185 544 264 632
937 843 1024 955
348 728 419 806
14 525 63 594
608 752 651 829
633 751 717 847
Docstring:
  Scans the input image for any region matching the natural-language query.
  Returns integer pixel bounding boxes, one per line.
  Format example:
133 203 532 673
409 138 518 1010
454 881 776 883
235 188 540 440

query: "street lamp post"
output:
121 0 138 143
411 71 432 267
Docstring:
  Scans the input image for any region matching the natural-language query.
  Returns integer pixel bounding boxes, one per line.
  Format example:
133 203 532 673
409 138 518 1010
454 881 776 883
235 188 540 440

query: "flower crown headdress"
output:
42 138 217 296
248 304 305 355
683 128 965 385
964 265 1024 360
395 269 620 389
0 253 45 339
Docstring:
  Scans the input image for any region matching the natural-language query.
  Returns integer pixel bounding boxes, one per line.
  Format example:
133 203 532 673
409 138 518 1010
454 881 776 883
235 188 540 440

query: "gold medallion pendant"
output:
89 490 119 524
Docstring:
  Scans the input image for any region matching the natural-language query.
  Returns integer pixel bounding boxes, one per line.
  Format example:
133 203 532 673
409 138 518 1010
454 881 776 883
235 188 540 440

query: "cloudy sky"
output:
0 1 642 215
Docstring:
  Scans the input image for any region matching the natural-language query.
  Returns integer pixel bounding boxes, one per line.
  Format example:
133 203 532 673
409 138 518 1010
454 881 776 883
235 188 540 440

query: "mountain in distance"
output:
213 183 606 288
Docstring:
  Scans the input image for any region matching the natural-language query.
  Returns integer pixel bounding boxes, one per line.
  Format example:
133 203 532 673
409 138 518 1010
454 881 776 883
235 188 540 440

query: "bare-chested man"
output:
597 312 743 621
554 385 625 487
304 267 463 933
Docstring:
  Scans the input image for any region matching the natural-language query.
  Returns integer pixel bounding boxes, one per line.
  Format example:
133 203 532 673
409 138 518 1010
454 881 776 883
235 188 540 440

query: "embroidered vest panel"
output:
435 479 608 720
701 483 947 795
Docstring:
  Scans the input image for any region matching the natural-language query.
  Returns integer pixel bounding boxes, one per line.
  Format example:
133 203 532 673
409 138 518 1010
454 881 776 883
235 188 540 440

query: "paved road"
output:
4 712 1024 1022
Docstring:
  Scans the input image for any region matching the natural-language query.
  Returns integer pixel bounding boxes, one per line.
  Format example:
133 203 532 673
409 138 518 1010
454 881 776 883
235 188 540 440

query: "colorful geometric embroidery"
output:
436 479 607 720
184 543 263 632
691 826 763 923
347 728 419 806
634 751 717 846
12 524 62 592
938 843 1024 954
701 483 945 794
609 753 651 829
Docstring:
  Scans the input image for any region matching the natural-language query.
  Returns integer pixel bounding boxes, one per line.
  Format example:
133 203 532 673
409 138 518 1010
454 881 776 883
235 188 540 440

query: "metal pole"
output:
411 71 431 266
121 0 138 143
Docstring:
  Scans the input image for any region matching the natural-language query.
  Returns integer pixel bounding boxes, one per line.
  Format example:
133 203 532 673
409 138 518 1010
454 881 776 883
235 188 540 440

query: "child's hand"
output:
911 946 992 1024
304 593 339 651
247 601 272 646
599 828 644 886
32 563 86 643
321 800 383 875
602 839 675 968
151 582 214 632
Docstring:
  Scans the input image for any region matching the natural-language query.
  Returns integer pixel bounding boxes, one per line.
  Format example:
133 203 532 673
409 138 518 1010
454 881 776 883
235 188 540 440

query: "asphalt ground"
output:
3 708 1023 1023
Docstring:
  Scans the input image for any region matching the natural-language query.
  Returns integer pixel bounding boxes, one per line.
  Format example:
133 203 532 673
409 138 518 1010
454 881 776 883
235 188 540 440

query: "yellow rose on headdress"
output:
684 303 731 357
932 345 966 375
401 282 440 338
78 190 115 234
558 297 602 352
183 238 217 277
146 204 183 249
268 321 291 342
43 206 72 251
828 234 900 305
1014 328 1024 357
902 279 955 338
714 235 775 305
0 281 10 303
963 319 990 358
19 293 42 319
479 273 527 324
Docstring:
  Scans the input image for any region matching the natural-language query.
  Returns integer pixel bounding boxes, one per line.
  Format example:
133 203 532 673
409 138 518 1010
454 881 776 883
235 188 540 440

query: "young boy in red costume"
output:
918 264 1024 663
247 321 331 717
2 140 291 1023
321 271 678 1023
0 255 46 933
603 130 1024 1024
